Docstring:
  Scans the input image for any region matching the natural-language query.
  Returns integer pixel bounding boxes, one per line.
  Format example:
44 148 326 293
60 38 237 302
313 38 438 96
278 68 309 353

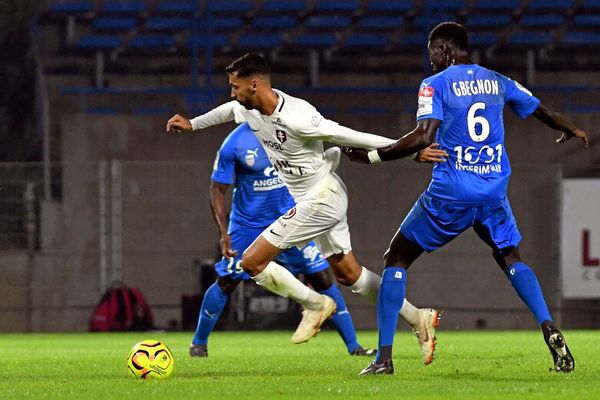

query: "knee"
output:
241 250 264 276
332 267 361 287
306 270 332 292
217 277 239 295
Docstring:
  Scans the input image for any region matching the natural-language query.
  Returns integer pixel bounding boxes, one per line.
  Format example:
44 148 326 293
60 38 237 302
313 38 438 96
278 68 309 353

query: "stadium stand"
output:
40 0 600 115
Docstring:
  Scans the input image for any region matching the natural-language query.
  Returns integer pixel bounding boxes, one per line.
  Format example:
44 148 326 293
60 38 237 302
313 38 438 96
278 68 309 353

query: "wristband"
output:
367 150 382 164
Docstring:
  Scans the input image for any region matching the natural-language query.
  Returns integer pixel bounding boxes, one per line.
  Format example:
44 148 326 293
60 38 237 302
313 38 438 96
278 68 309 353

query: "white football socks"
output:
350 266 380 303
349 266 422 327
399 299 421 327
251 261 323 310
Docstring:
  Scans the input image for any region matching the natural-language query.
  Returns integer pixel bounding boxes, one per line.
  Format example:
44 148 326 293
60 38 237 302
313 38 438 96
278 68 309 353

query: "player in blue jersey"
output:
189 123 378 357
343 22 589 375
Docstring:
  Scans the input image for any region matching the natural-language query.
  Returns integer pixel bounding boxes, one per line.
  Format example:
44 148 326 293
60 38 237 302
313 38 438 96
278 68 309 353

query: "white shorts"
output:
262 173 352 259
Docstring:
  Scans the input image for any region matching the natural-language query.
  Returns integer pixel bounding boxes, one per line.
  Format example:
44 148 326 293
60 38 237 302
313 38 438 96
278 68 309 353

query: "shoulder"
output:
275 89 320 129
220 123 253 155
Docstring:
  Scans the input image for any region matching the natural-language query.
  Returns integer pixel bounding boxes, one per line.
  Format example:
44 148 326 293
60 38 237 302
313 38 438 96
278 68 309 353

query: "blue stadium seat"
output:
305 15 352 30
398 33 428 46
251 16 298 31
130 34 176 49
48 1 93 14
573 15 600 28
291 34 337 47
506 31 553 46
582 0 600 10
357 16 403 31
561 31 600 45
365 0 413 15
412 15 453 30
237 33 284 48
473 0 519 13
527 0 573 12
259 0 307 15
209 0 252 16
77 35 122 49
469 32 498 47
92 17 138 31
467 15 512 30
144 17 192 32
187 34 230 48
345 33 390 48
441 0 468 12
313 0 359 15
154 1 196 15
197 17 245 31
101 1 145 15
521 14 565 28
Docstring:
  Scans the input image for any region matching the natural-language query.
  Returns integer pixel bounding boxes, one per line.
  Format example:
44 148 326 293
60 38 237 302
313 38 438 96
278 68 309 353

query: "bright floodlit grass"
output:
0 330 597 399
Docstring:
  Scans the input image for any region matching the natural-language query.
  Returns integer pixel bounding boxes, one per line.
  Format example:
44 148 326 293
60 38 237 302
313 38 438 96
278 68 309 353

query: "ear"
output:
439 43 448 56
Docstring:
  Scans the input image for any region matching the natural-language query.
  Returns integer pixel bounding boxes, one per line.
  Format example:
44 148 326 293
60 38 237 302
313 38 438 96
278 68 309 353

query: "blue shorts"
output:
215 226 329 280
400 192 522 252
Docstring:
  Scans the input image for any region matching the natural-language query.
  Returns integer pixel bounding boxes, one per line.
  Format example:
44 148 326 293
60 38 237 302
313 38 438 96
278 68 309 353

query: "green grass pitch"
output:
0 330 597 399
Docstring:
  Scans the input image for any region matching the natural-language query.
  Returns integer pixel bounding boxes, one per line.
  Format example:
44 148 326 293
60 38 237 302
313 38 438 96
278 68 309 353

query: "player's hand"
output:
415 143 448 163
341 146 370 163
166 114 193 133
556 128 589 147
219 234 238 258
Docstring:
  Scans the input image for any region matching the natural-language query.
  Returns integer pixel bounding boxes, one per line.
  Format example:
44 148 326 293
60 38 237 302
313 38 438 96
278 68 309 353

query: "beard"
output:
237 99 255 110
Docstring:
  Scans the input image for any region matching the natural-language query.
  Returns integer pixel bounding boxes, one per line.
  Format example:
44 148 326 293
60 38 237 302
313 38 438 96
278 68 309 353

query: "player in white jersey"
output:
167 53 446 362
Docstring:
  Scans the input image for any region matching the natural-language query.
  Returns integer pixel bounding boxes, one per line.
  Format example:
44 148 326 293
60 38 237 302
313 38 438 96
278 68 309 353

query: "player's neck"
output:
257 89 279 116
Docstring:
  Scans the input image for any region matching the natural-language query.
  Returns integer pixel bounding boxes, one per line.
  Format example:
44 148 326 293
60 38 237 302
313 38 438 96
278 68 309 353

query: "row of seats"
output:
78 13 600 34
47 0 600 17
74 30 600 53
46 0 600 54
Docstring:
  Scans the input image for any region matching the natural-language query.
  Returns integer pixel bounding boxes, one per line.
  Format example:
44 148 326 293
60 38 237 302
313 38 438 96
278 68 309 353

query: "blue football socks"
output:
506 262 552 325
320 284 361 354
191 282 229 345
376 267 407 362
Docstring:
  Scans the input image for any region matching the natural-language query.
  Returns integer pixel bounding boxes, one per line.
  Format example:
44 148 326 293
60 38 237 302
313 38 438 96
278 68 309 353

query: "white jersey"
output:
190 89 395 201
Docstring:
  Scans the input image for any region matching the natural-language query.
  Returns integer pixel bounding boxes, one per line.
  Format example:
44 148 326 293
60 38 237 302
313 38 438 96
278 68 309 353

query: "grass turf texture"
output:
0 330 597 399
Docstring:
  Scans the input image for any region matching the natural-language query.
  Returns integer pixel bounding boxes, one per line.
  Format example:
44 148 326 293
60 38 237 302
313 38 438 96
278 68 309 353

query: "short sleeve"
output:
503 76 540 119
416 78 444 122
211 133 237 185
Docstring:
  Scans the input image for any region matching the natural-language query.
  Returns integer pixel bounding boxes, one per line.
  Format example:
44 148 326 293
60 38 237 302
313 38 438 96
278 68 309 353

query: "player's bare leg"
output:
327 250 440 365
242 235 336 343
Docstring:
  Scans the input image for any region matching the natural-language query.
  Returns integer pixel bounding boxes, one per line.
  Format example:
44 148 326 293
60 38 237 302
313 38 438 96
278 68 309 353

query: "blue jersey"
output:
416 64 540 204
212 123 295 230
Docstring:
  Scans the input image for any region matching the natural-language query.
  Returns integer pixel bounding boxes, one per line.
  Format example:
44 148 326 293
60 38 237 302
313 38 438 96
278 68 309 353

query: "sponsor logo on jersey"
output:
252 166 285 191
276 129 287 144
418 86 434 97
417 84 434 117
302 244 321 263
245 148 258 167
282 207 297 220
262 138 284 151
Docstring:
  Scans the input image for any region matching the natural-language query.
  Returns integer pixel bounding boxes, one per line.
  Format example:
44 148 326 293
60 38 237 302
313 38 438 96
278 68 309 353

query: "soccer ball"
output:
127 339 174 380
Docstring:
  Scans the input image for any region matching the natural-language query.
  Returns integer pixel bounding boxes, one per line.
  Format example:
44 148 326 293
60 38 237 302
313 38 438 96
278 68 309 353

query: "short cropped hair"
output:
429 22 469 50
225 53 271 77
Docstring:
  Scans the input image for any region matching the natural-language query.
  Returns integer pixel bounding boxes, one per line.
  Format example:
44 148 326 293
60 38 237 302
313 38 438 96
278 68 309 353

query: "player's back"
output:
420 64 539 204
212 123 295 231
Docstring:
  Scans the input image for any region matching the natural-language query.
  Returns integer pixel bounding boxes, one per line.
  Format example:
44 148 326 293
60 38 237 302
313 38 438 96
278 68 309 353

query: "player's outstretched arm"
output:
166 114 193 133
532 103 590 147
343 118 441 164
209 181 238 258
